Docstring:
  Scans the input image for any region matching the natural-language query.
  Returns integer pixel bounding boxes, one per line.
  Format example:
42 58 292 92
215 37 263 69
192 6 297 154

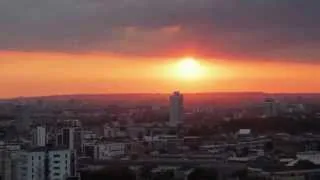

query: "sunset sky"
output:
1 0 320 98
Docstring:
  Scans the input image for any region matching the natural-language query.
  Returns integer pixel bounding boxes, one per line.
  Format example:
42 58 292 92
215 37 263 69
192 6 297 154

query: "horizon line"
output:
2 91 320 100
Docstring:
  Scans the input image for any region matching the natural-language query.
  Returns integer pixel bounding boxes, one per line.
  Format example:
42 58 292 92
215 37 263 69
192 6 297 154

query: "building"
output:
103 124 126 138
264 98 278 117
32 126 46 147
15 147 76 180
94 142 126 160
143 135 183 153
83 144 96 159
57 128 82 152
14 105 33 133
48 149 76 180
82 141 129 160
0 150 14 180
237 129 252 141
15 149 46 180
169 91 183 126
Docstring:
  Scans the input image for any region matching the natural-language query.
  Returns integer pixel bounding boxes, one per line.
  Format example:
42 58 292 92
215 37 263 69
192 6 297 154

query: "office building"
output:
169 91 184 126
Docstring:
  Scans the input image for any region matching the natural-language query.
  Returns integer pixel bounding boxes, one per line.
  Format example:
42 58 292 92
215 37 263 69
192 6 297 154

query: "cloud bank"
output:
1 0 320 61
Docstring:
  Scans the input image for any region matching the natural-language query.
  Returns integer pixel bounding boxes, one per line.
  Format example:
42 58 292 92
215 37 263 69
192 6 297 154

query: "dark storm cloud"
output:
1 0 320 61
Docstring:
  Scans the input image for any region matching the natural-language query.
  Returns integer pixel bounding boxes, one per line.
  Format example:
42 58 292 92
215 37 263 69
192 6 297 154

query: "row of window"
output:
53 166 69 170
30 173 59 180
31 154 68 159
53 154 68 158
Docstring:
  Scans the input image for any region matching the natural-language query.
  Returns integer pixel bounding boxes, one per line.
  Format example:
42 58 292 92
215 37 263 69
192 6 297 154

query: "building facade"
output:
57 128 82 152
95 142 126 160
0 150 14 180
32 126 46 147
15 148 76 180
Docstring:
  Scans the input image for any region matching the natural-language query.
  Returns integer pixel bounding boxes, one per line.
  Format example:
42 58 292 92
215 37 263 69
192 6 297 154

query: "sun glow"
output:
175 57 205 80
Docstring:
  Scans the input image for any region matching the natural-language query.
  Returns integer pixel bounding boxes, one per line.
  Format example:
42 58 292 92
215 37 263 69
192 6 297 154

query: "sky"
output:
1 0 320 97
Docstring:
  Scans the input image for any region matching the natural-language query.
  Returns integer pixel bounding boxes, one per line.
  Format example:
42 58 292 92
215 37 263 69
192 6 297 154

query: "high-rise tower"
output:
169 91 183 126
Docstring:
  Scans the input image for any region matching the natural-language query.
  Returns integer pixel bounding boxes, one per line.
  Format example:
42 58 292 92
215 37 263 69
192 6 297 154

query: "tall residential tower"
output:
169 91 183 126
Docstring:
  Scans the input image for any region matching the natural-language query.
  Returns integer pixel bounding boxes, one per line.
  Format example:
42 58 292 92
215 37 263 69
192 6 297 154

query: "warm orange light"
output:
175 57 205 80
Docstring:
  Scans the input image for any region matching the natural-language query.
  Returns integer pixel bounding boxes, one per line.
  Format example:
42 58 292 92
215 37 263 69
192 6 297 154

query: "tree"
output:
139 165 155 180
153 170 175 180
231 169 248 180
264 141 274 152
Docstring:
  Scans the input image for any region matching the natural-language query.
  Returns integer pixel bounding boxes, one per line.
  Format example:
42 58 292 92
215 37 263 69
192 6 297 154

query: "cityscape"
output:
1 0 320 180
0 92 319 180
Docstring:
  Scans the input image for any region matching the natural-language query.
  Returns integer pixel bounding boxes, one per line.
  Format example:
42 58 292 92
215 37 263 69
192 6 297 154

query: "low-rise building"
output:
95 142 126 160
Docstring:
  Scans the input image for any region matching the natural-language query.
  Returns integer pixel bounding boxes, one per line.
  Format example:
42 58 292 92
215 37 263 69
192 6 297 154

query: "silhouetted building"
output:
264 98 278 117
169 91 183 126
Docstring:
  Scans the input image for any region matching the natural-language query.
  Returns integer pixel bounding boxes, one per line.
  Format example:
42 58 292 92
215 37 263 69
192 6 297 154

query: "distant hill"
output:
3 92 320 107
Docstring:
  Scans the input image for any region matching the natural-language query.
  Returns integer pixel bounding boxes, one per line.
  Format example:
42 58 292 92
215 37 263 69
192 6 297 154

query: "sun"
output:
176 57 204 80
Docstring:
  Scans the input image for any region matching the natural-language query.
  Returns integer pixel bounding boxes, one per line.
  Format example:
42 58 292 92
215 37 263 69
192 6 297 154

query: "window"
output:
53 160 60 163
53 166 60 170
53 173 60 176
65 154 68 158
38 156 41 160
53 154 61 158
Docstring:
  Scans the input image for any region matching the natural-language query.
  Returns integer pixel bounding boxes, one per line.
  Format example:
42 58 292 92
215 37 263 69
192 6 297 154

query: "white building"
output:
32 126 46 147
48 149 75 180
169 91 183 126
16 147 76 180
94 142 126 160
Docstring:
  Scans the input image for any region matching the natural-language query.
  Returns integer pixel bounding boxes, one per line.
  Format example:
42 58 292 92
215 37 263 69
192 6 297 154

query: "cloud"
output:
0 0 320 62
